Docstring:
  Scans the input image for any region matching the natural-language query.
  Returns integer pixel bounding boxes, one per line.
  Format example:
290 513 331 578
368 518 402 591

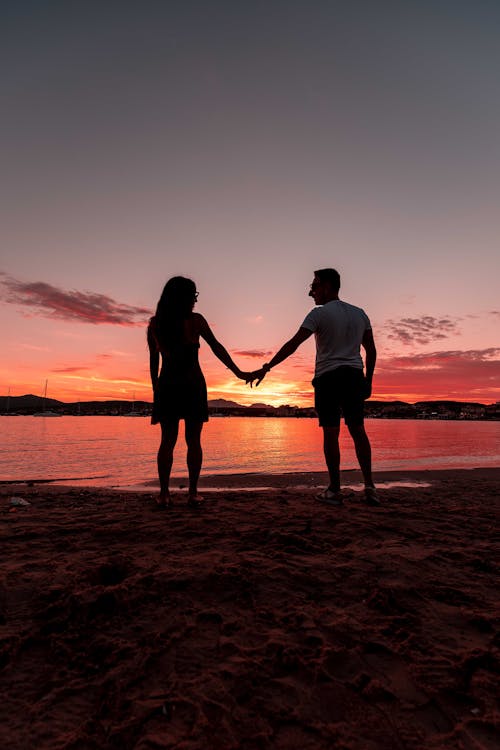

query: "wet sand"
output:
1 468 499 749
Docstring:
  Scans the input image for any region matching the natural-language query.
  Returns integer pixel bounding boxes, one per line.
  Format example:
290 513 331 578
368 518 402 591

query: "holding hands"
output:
233 366 268 387
238 363 271 388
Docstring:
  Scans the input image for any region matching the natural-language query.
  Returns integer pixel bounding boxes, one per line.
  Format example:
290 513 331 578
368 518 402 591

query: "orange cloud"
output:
51 366 93 373
375 348 500 402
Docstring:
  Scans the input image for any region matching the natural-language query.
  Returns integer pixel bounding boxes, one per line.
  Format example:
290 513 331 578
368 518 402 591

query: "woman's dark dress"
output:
148 317 208 425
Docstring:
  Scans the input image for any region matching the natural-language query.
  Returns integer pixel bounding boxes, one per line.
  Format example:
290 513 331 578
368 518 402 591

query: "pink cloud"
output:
385 315 460 346
244 315 264 324
232 349 273 359
0 273 152 326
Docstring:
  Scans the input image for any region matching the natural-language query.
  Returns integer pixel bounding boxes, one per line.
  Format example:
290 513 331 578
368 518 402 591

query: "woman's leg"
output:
185 419 204 500
158 419 179 503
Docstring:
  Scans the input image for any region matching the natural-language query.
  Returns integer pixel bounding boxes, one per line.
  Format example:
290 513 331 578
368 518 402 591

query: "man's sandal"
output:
364 486 381 506
315 488 345 506
155 495 171 510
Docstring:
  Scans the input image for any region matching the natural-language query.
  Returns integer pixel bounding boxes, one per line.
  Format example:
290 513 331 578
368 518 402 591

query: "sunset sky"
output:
1 1 499 406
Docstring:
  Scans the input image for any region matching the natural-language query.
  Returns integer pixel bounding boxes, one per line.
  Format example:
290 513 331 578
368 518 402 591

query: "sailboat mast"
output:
42 379 48 412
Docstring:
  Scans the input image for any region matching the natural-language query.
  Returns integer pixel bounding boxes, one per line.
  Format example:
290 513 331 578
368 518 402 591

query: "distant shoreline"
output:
1 394 499 420
1 412 498 421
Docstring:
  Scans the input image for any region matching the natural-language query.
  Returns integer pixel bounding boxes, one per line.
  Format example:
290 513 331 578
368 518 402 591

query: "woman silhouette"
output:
147 276 247 508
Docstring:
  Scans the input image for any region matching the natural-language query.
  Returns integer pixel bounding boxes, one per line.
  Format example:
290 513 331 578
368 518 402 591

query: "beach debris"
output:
9 497 31 507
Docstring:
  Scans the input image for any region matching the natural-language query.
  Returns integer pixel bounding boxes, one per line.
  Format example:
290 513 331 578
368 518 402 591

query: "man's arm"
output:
362 328 377 398
251 327 313 385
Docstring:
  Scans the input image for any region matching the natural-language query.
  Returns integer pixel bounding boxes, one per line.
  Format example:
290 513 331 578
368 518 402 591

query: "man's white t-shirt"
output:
301 300 371 378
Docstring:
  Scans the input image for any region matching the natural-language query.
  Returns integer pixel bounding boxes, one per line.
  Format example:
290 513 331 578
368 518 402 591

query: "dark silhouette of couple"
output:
147 269 379 509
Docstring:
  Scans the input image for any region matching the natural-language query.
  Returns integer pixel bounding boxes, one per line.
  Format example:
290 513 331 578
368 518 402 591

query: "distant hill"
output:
415 400 486 409
1 394 64 411
207 399 242 409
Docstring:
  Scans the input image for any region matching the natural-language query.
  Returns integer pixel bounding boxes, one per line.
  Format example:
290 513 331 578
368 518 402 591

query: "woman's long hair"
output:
151 276 197 350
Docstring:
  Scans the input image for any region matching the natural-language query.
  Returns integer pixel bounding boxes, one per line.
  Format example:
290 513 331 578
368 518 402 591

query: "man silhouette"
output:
250 268 379 506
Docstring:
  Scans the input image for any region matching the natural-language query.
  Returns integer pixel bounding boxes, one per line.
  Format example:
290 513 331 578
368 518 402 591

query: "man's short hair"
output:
314 268 341 293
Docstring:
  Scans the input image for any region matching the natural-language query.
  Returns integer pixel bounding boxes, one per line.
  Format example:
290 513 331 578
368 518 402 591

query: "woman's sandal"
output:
155 494 171 510
364 486 381 506
187 494 204 508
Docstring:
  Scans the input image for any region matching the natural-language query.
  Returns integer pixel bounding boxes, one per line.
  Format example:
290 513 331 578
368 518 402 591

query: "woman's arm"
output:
149 349 159 391
198 315 245 378
147 319 160 391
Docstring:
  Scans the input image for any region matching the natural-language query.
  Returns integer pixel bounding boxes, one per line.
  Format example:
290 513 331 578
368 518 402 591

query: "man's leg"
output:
158 420 179 503
347 423 374 488
322 425 341 492
185 419 204 500
340 368 379 504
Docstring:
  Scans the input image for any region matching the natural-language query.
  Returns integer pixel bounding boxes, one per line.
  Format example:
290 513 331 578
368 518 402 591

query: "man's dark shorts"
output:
313 366 367 428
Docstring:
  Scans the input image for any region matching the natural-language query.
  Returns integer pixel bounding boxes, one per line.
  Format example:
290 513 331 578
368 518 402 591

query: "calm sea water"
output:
0 416 499 488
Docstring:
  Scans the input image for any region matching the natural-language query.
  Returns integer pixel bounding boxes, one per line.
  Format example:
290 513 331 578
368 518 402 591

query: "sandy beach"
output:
1 468 499 749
